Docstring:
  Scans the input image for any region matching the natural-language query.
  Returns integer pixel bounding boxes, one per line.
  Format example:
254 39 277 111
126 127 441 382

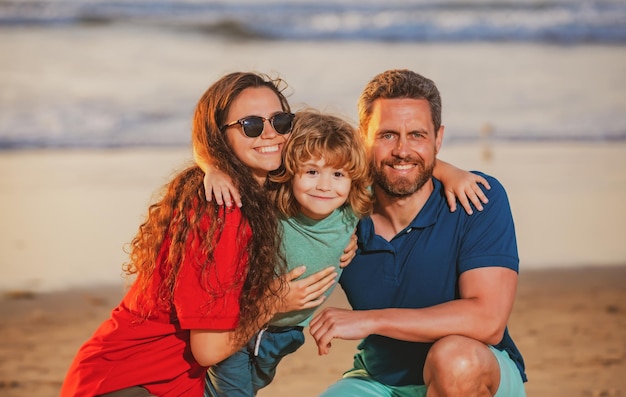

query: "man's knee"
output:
424 335 499 396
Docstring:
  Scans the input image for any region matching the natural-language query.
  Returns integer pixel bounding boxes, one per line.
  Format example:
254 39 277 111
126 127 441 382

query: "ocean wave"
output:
2 109 624 150
1 0 625 44
0 101 190 150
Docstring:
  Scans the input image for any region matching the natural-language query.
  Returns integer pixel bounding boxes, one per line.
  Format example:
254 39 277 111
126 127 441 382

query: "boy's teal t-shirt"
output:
269 206 358 327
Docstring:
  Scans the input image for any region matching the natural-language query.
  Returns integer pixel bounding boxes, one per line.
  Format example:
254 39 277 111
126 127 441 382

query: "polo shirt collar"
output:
358 177 446 250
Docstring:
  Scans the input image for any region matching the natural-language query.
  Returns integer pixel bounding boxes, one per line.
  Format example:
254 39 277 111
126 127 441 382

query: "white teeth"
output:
392 164 413 170
257 145 279 153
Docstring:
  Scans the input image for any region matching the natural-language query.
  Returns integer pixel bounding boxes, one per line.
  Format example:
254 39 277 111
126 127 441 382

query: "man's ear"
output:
435 125 445 154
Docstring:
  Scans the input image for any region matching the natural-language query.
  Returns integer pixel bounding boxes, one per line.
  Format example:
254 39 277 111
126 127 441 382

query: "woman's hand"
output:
277 266 337 313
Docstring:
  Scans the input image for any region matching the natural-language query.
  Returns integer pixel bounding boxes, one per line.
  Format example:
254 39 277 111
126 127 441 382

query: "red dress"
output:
61 207 250 397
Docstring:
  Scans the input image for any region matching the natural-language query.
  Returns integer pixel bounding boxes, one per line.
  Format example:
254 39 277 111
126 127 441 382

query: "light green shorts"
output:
318 346 525 397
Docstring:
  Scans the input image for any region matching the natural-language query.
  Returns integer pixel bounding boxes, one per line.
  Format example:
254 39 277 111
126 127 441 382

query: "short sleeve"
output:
458 174 519 273
173 207 250 330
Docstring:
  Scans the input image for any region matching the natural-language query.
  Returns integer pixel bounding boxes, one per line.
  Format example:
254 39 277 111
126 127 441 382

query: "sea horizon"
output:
1 0 626 150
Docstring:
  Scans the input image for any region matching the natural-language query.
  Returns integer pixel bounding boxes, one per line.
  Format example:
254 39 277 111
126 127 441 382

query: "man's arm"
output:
309 266 517 355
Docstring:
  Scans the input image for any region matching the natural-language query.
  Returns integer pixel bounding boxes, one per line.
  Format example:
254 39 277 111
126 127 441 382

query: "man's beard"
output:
371 157 435 198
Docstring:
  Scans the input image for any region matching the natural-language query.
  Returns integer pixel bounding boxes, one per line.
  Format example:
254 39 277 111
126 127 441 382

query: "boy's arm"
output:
193 145 242 208
433 159 491 215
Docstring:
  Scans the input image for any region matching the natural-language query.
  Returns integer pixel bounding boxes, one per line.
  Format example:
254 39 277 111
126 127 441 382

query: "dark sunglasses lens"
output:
272 113 293 135
240 117 264 137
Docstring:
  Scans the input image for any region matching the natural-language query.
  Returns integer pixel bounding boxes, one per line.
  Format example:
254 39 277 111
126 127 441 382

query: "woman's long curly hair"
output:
123 72 289 345
272 109 373 219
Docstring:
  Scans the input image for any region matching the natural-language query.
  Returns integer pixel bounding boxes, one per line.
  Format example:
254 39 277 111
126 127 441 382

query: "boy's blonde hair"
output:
271 109 372 219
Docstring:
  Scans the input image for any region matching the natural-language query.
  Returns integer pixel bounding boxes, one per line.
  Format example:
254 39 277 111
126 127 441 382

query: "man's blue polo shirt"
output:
340 172 527 386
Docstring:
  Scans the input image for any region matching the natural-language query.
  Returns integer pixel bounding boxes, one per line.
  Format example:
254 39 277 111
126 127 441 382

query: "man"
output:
309 69 527 397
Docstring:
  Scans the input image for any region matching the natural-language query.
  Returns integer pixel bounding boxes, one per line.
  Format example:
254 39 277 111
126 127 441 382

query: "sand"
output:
0 265 624 397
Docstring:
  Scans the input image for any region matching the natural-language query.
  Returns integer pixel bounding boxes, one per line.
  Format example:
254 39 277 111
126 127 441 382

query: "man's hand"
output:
339 232 357 269
309 307 372 355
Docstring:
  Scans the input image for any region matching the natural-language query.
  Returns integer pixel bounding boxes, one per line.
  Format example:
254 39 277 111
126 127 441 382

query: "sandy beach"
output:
0 265 625 397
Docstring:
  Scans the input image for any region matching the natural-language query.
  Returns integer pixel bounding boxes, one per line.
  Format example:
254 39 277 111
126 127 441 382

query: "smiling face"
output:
224 87 290 185
366 97 444 198
292 157 352 220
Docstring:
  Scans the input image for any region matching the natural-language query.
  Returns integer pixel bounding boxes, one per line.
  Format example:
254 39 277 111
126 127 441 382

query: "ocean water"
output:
1 0 625 149
3 0 626 43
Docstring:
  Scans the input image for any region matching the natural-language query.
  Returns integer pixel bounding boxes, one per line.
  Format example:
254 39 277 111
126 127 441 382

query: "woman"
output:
60 72 336 397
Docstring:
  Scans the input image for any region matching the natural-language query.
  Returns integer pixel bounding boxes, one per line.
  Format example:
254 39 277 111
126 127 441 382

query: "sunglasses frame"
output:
221 112 295 138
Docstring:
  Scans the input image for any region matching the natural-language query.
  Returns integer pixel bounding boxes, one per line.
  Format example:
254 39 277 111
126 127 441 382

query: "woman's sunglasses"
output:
221 112 295 138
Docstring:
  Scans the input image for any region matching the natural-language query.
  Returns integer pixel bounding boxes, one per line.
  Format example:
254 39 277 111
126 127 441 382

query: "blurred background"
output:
1 0 625 292
2 0 626 148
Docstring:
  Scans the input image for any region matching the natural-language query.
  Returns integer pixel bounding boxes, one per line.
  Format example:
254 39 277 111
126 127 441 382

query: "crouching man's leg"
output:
423 335 525 397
